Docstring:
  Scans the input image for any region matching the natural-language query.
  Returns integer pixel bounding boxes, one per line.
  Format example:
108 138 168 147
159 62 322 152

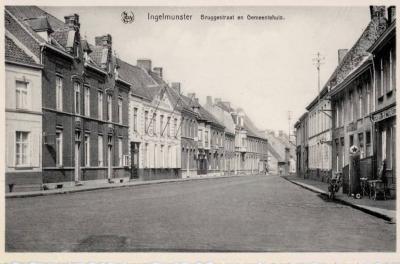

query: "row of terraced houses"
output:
4 6 269 192
295 6 396 195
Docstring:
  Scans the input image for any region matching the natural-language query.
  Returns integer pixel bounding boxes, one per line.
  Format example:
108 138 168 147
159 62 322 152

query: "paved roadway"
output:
6 175 396 252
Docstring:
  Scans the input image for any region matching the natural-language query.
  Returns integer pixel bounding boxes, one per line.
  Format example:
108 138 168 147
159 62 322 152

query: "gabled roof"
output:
116 58 153 100
198 106 225 128
146 70 198 115
5 35 38 66
6 6 66 31
216 101 234 112
6 6 74 56
243 114 266 139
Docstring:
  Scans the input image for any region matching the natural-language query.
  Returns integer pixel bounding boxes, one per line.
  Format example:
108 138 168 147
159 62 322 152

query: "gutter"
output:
84 62 107 75
5 60 44 70
41 43 74 60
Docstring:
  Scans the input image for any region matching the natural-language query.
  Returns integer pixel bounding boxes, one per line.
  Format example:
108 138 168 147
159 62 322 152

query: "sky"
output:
43 6 371 135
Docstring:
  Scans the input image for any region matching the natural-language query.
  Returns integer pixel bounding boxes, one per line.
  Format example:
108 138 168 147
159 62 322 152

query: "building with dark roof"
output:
6 6 131 189
294 6 395 193
368 7 396 195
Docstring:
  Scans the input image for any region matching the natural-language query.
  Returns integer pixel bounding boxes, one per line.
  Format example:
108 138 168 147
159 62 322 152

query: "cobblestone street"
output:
6 175 395 252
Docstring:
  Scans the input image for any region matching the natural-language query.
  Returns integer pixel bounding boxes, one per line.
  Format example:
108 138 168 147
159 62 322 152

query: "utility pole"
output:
312 52 325 176
287 110 292 143
312 52 325 100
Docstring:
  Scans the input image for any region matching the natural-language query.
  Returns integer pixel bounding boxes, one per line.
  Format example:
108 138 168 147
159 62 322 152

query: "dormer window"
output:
26 16 53 43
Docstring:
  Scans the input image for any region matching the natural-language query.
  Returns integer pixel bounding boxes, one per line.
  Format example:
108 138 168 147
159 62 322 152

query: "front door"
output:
74 142 80 182
130 142 139 179
74 131 81 182
108 145 112 180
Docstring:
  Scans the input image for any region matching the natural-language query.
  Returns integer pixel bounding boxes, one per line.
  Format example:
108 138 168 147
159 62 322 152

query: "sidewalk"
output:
6 173 254 199
283 175 396 222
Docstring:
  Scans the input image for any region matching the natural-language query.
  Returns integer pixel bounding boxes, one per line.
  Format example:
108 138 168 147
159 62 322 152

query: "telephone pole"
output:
312 52 325 99
288 110 292 143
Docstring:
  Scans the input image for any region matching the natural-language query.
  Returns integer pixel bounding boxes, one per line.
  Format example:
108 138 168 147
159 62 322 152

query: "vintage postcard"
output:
1 0 398 262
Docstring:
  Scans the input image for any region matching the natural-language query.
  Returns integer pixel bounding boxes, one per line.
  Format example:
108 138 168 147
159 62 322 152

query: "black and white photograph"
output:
2 0 398 259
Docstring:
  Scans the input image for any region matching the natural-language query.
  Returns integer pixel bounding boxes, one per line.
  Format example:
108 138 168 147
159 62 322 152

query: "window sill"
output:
14 166 34 170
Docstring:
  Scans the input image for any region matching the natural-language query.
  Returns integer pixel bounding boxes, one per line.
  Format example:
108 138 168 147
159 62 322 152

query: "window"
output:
118 98 122 124
198 129 203 143
381 129 387 162
349 92 354 122
56 130 63 166
366 85 371 115
366 131 372 157
98 135 103 166
16 81 28 109
387 126 394 169
118 138 123 166
84 134 90 166
167 117 171 137
358 92 362 119
56 76 63 111
15 131 29 166
98 91 103 120
74 82 81 114
144 143 148 168
160 115 164 136
350 134 354 147
152 113 156 134
144 111 149 134
133 107 138 132
205 131 209 147
389 49 393 92
335 102 339 128
358 133 364 158
380 58 384 96
84 86 90 116
107 94 112 122
341 100 345 126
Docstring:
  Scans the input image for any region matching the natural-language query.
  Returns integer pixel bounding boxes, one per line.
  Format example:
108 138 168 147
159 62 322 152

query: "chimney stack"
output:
338 49 348 65
388 6 396 24
153 67 163 78
64 14 80 30
171 82 181 94
187 93 196 99
95 34 112 48
137 59 152 72
206 96 213 105
369 6 385 20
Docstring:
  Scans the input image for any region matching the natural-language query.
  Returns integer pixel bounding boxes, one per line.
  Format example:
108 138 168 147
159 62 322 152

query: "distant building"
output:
263 130 295 175
294 112 308 178
204 96 236 174
306 87 332 182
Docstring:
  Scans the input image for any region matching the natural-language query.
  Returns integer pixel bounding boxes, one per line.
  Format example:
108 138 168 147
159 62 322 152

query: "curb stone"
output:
282 176 395 223
6 173 256 199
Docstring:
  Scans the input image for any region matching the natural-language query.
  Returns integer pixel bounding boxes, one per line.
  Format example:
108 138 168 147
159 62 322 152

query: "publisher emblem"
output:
121 11 134 24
